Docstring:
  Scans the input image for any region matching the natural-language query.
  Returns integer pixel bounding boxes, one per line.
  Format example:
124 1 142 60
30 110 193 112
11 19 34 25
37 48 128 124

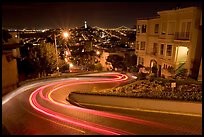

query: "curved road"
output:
2 72 202 135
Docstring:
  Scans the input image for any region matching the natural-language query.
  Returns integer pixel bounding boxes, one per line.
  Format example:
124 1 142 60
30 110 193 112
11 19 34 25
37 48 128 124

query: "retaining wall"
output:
69 93 202 116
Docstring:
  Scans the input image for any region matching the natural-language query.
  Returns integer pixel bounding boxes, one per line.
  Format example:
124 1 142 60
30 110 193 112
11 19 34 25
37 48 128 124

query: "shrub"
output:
151 66 158 74
73 77 202 102
176 68 188 79
137 72 148 80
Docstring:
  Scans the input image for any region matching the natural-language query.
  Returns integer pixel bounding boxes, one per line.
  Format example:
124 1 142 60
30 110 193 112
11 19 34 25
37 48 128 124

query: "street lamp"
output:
54 31 70 75
54 34 59 74
63 32 69 38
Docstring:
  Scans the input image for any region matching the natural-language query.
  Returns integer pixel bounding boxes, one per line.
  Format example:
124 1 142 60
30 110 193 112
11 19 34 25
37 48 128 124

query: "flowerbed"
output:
73 79 202 102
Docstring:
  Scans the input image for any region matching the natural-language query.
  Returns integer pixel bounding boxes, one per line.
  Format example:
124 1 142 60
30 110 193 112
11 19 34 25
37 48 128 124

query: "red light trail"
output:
29 72 191 134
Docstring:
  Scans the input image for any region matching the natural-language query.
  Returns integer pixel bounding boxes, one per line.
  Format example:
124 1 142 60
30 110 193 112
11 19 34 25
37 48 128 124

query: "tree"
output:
20 43 33 57
107 55 126 71
59 59 69 72
127 31 136 42
18 44 37 79
45 36 54 44
87 64 95 71
131 66 139 73
29 42 57 76
124 53 137 67
95 62 103 71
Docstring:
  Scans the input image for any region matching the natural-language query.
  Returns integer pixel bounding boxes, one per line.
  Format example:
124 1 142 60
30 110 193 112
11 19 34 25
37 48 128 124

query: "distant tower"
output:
85 21 87 29
101 32 105 38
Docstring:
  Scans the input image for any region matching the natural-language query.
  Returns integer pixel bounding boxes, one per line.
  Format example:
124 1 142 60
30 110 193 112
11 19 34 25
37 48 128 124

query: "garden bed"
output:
73 78 202 102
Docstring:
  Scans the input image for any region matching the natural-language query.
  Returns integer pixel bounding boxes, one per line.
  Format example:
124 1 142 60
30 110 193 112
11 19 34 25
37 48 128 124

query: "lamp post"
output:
62 31 70 64
54 31 69 75
54 34 59 74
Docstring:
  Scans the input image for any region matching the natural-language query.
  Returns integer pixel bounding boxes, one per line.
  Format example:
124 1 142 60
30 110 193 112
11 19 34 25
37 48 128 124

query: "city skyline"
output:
2 2 202 29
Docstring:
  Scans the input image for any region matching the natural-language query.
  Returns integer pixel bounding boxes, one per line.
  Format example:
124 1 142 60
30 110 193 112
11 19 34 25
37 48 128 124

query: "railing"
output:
175 62 185 72
174 32 190 40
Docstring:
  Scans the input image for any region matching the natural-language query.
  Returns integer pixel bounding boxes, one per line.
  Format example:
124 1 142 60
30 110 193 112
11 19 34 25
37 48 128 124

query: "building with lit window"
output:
135 7 202 80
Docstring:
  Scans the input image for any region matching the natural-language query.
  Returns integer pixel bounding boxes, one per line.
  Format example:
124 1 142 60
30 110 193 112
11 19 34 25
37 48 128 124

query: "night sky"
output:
2 2 202 29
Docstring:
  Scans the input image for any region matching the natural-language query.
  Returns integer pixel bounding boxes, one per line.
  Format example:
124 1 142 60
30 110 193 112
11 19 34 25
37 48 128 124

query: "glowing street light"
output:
54 34 59 73
63 32 69 38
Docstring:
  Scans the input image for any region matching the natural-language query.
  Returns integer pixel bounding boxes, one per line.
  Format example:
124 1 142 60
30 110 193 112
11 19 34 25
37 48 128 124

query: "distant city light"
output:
96 51 100 55
69 63 74 68
65 51 69 56
65 58 68 63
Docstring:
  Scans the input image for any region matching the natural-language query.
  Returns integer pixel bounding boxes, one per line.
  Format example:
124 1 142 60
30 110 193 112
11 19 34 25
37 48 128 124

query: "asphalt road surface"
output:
2 72 202 135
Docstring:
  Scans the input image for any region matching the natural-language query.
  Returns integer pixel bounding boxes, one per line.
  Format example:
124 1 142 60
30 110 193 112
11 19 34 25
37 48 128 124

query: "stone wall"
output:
2 53 18 96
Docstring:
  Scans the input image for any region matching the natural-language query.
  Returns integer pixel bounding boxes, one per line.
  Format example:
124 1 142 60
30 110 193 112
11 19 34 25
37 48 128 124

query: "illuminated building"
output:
135 7 202 80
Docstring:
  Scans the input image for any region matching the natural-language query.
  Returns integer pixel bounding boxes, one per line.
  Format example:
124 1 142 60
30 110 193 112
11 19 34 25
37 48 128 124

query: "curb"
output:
68 92 202 117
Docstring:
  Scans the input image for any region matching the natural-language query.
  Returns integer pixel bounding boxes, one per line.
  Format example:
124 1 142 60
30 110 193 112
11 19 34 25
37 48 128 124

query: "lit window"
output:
138 57 144 65
154 24 159 33
181 21 191 39
166 45 172 56
161 22 167 35
136 41 140 50
140 41 145 50
160 44 164 55
142 25 146 33
137 25 141 33
153 43 157 55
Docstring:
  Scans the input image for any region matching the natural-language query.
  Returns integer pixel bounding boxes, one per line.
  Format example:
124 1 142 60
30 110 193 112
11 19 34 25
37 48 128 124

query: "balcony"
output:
174 32 190 40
